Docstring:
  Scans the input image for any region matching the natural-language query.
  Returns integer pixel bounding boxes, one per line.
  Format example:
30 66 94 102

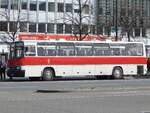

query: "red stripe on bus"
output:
8 57 147 66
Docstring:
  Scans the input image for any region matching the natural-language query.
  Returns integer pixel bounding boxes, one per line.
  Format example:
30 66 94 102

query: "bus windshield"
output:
9 42 24 59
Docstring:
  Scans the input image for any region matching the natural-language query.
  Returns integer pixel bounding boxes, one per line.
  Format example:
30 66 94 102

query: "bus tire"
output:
42 68 55 81
112 67 123 79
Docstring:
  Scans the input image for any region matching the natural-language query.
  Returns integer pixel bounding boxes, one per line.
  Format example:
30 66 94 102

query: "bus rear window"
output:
126 43 143 56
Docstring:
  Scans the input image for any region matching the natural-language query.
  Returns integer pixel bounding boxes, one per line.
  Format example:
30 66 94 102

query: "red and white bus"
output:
7 40 147 80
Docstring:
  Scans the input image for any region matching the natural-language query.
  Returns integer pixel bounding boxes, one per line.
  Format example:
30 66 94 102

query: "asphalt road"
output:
0 79 150 113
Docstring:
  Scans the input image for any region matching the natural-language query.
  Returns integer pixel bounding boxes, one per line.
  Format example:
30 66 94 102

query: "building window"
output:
30 1 37 11
83 5 89 14
90 25 95 34
9 22 17 32
48 2 55 12
21 0 27 10
73 25 79 34
20 22 27 32
47 23 54 33
1 0 8 9
74 4 79 13
135 28 140 37
66 4 72 12
82 25 88 34
74 9 79 13
65 24 72 34
142 28 146 37
98 8 103 15
96 27 103 35
39 2 46 11
58 3 64 12
38 23 45 33
73 25 88 35
11 0 18 10
29 23 36 32
0 22 7 31
57 24 63 34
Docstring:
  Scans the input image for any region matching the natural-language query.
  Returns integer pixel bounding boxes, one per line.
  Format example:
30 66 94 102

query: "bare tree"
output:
0 0 26 44
119 0 145 41
63 0 95 41
120 16 134 41
95 0 113 38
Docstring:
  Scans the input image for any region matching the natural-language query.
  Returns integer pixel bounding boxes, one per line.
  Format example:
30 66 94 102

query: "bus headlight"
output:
16 66 22 70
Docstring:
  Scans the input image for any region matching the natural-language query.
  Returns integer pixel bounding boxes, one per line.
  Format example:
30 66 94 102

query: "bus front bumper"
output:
7 68 25 77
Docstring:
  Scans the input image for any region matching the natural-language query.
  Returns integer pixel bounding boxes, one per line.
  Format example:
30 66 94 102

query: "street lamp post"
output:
115 0 118 41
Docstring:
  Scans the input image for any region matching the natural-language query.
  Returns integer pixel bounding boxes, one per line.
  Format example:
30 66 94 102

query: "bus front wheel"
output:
112 67 123 79
42 68 55 81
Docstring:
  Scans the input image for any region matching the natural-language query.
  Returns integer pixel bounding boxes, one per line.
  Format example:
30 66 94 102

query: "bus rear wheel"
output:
42 68 55 81
112 67 123 79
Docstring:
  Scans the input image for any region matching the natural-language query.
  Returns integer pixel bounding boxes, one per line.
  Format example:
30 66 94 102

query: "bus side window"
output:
112 49 120 56
75 48 79 56
104 50 111 56
94 49 103 56
69 50 74 56
75 43 93 56
86 49 93 56
58 49 67 56
62 50 67 56
57 42 74 56
121 50 126 56
76 48 87 56
38 47 45 56
47 49 56 56
25 45 36 56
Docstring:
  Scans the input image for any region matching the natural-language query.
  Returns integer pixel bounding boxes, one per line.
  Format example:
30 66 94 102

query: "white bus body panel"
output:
21 64 147 78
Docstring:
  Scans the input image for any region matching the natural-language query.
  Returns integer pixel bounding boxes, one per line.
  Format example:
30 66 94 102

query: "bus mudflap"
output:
137 65 144 75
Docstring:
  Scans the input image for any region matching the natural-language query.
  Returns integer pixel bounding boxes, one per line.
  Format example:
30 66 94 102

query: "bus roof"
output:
16 40 145 44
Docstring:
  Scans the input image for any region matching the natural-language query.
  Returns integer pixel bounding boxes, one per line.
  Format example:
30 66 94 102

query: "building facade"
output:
96 0 150 39
1 0 150 41
0 0 96 35
0 0 96 57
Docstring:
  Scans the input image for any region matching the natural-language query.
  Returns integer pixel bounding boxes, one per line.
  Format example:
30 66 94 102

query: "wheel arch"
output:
112 66 124 79
42 67 56 77
112 66 123 74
